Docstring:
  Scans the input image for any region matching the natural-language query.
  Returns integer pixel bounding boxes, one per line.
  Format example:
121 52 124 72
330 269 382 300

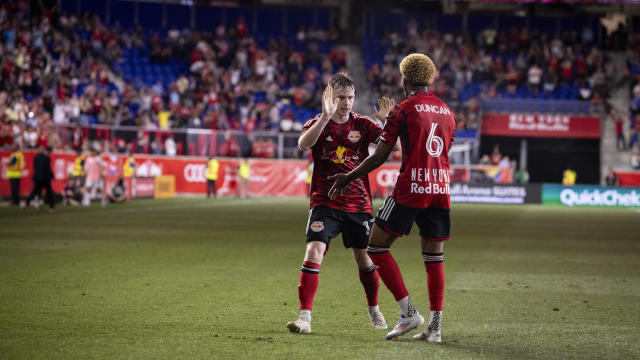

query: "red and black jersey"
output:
302 112 382 213
379 90 456 209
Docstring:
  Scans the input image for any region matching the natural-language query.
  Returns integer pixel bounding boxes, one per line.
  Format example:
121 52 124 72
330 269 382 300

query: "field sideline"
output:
1 198 639 359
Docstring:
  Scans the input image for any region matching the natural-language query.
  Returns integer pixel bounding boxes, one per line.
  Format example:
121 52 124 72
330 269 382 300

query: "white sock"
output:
428 310 442 331
300 309 311 322
368 305 379 315
397 296 418 317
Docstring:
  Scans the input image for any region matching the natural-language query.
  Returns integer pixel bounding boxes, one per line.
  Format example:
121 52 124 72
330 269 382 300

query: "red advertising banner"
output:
617 171 640 186
481 113 601 138
1 151 513 198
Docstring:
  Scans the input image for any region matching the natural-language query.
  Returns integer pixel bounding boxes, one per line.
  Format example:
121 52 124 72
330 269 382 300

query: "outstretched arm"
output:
328 141 393 199
298 86 338 151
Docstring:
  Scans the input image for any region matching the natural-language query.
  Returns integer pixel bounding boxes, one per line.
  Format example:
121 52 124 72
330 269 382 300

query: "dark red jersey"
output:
379 90 456 209
302 112 382 213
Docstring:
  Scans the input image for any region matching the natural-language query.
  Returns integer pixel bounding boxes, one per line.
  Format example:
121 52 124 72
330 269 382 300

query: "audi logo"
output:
376 169 399 187
184 164 207 183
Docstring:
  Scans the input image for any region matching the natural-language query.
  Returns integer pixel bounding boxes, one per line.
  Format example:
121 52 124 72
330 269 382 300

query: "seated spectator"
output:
63 178 81 206
108 178 127 203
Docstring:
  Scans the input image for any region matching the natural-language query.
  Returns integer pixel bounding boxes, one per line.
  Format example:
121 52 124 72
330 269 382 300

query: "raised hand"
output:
373 97 396 122
322 85 339 120
327 173 350 200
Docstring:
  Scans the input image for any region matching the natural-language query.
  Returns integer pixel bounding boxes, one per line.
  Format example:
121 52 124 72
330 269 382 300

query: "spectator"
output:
165 134 177 156
150 134 164 155
604 167 619 186
107 178 126 203
612 109 627 151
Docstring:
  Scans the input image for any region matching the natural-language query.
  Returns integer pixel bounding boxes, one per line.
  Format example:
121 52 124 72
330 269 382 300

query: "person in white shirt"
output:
165 134 177 156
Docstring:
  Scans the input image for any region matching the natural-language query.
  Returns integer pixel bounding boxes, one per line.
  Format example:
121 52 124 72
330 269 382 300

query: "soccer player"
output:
286 73 395 334
329 54 456 342
82 148 105 207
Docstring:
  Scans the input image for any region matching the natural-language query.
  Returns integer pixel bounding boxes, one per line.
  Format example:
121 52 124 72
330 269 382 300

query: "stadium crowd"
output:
0 1 344 156
1 1 639 169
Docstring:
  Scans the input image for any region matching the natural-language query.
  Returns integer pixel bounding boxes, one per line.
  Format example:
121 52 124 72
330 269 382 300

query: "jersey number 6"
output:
426 123 444 158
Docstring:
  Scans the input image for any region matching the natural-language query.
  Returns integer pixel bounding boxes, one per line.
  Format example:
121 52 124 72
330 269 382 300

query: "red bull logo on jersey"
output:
414 104 451 115
310 221 324 232
347 131 361 143
323 146 359 164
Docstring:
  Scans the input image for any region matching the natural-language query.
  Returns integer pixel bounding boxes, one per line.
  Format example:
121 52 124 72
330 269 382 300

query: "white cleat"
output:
413 311 442 343
385 313 424 340
413 329 441 343
286 318 311 334
369 310 388 329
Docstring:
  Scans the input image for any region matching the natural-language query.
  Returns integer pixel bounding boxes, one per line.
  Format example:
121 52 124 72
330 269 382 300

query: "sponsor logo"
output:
414 104 451 115
410 182 450 195
136 160 163 177
508 114 570 133
326 135 333 142
323 146 359 164
559 188 640 207
54 159 67 179
347 131 361 143
376 169 399 187
184 164 207 183
310 221 324 232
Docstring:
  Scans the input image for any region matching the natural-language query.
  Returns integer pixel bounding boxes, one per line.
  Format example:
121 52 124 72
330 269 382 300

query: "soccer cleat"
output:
286 318 311 334
413 329 441 343
413 311 442 343
369 310 388 329
385 313 424 340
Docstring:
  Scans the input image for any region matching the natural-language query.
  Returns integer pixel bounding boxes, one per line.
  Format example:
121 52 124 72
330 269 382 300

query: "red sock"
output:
423 252 444 311
368 249 409 301
298 261 320 311
358 265 379 307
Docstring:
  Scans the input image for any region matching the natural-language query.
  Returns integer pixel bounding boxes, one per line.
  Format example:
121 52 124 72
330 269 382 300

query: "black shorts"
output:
305 205 374 251
375 197 450 241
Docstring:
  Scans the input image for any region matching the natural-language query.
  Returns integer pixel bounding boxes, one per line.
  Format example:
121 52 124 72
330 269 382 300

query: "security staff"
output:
6 144 24 206
206 156 219 199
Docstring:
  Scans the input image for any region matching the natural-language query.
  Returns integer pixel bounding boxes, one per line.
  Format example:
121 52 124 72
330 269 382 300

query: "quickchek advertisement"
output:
543 184 640 208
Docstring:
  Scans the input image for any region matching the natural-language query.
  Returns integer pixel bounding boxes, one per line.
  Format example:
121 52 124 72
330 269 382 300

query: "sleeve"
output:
364 117 383 144
300 117 318 135
378 105 404 146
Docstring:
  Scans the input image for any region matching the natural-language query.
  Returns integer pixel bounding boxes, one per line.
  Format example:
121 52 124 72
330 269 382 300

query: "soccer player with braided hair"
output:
329 54 456 342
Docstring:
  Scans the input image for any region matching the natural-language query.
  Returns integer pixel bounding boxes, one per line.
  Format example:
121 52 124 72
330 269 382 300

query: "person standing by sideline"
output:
82 148 105 207
26 146 56 211
206 156 219 199
238 158 250 199
329 54 456 342
4 144 24 206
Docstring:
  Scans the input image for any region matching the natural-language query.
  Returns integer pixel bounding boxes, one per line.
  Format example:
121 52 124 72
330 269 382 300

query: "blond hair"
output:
399 53 436 87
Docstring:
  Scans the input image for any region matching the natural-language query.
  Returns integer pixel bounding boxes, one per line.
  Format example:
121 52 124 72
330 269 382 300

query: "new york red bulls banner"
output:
481 113 601 138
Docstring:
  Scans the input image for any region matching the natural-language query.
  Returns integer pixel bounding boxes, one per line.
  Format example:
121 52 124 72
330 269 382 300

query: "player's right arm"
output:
298 86 338 151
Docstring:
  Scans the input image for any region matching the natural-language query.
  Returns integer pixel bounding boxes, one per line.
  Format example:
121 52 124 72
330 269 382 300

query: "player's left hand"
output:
373 97 395 122
327 173 350 200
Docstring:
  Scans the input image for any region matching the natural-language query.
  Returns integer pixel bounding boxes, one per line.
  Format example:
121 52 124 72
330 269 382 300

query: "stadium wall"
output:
4 151 638 208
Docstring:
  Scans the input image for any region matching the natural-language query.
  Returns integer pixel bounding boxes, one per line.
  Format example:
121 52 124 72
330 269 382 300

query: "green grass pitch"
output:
1 198 639 359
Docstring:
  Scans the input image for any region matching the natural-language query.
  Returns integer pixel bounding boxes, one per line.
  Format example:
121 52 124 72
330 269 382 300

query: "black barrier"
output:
450 183 542 204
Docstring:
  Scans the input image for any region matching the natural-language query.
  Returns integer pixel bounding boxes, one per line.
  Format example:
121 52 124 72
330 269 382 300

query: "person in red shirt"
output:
329 54 456 342
286 73 395 335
